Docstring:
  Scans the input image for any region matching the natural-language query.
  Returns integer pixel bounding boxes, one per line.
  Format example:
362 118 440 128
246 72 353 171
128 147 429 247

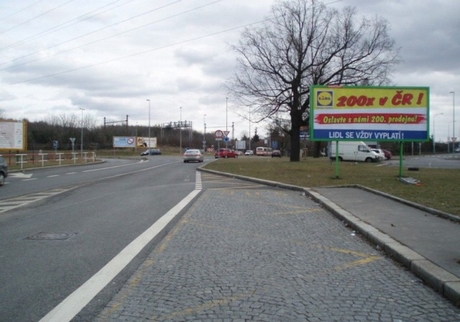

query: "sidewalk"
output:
308 185 460 306
93 170 460 321
203 169 460 306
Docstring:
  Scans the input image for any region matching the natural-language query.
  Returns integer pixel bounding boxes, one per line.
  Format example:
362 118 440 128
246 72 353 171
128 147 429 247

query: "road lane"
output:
0 157 204 322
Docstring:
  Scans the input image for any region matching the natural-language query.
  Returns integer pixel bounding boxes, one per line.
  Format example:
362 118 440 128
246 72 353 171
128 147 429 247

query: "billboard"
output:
136 137 157 148
113 136 157 148
113 136 136 148
0 120 27 151
310 86 430 142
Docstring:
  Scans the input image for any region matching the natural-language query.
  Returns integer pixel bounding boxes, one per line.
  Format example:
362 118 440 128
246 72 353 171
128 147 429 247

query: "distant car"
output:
183 149 204 163
371 149 385 161
244 150 254 155
214 148 238 158
271 150 282 158
141 148 161 156
235 150 243 155
455 147 460 153
0 156 8 186
382 149 392 160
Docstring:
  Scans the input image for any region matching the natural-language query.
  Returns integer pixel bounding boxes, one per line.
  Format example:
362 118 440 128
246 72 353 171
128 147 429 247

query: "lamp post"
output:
225 97 228 149
179 106 182 155
79 107 85 159
146 99 151 149
248 105 251 151
433 113 443 154
203 114 206 153
450 91 456 156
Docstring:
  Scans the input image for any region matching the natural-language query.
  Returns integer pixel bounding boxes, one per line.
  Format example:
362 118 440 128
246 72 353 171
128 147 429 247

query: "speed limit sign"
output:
215 130 224 140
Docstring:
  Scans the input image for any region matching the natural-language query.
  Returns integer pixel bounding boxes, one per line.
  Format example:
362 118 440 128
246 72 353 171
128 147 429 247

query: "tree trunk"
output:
290 115 301 162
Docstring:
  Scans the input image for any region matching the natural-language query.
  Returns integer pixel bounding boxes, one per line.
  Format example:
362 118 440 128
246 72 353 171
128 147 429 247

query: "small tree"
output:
228 0 399 161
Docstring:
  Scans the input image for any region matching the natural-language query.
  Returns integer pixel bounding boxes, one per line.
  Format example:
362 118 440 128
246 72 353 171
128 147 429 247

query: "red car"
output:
214 148 238 158
382 149 392 160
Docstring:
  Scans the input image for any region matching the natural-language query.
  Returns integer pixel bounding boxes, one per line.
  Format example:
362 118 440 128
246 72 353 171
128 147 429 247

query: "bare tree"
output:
228 0 399 161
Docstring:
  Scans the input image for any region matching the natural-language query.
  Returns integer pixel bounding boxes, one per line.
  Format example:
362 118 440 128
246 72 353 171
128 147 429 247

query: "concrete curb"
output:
198 167 460 307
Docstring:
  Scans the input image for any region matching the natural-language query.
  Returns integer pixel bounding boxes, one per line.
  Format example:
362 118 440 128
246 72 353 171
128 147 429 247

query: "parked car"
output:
0 156 8 186
271 150 282 158
329 141 379 162
141 148 161 156
244 150 254 155
371 149 385 161
382 149 392 160
214 148 238 158
183 149 204 163
235 150 243 155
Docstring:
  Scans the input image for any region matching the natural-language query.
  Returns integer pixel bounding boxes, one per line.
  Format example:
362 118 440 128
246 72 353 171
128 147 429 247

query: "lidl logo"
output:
317 91 333 108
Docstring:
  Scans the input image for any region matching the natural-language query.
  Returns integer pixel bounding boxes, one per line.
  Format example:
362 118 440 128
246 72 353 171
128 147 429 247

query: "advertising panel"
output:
113 136 136 148
136 137 157 148
113 137 157 148
0 120 27 150
310 86 430 142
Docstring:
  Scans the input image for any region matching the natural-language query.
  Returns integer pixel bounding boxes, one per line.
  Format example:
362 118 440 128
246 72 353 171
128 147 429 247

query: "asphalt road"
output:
0 156 203 322
388 153 460 169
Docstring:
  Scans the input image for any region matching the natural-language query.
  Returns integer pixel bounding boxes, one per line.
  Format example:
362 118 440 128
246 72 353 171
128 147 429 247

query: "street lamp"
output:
450 91 456 156
248 105 251 151
203 114 206 153
225 97 228 149
146 99 151 149
79 107 85 158
179 106 182 155
433 113 443 154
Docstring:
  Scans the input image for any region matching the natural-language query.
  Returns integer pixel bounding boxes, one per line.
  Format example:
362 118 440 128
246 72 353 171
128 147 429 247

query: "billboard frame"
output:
309 86 430 143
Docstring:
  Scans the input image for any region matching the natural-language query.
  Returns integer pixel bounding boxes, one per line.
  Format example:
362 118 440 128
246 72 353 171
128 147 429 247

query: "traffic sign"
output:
452 137 457 142
223 130 230 137
215 130 223 138
224 137 230 142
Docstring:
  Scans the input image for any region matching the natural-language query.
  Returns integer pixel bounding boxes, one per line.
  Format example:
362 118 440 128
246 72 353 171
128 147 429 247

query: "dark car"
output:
0 156 8 186
382 149 392 160
140 148 161 156
214 148 238 159
271 150 282 158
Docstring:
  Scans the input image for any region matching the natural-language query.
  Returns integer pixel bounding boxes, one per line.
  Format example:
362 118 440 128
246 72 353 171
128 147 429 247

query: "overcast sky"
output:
1 0 459 143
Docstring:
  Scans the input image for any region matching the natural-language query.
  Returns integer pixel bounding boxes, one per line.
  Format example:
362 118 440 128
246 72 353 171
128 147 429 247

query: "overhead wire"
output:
1 0 225 70
0 0 133 52
0 0 46 21
0 0 76 36
0 0 185 67
9 18 268 86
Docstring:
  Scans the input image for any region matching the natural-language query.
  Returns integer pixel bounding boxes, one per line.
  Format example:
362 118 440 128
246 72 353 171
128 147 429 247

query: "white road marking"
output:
47 175 60 178
39 175 203 322
8 173 33 179
82 160 145 173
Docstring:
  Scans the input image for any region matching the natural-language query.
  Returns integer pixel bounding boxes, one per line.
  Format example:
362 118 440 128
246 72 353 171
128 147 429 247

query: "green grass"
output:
204 157 460 217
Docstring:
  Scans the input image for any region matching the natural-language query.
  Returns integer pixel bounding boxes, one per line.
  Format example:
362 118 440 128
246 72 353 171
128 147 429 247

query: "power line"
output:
1 0 223 70
0 0 76 36
0 0 186 68
0 0 131 52
0 0 46 22
9 18 268 85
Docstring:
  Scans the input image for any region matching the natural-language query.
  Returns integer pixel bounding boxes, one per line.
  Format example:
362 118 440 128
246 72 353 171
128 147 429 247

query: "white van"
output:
255 147 272 156
328 141 380 162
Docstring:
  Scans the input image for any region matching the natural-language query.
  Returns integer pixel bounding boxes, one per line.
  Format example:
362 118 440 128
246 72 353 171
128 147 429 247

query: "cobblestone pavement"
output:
95 174 460 321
